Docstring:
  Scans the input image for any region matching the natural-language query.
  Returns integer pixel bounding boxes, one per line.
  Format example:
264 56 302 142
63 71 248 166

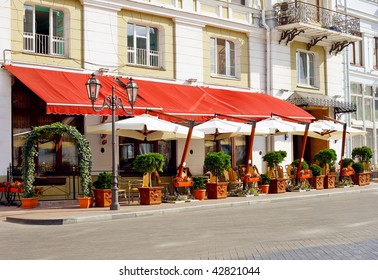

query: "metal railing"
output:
128 47 160 68
274 1 361 37
23 32 65 56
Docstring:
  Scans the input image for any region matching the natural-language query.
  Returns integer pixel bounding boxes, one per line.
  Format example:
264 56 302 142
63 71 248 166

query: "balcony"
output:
23 33 65 56
127 47 160 68
274 1 361 54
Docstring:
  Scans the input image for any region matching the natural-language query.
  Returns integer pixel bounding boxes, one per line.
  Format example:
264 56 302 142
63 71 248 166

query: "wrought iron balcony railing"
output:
274 1 361 37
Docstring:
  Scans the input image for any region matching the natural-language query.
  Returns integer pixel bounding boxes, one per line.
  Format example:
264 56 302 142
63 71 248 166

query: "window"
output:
374 37 378 69
349 41 363 66
119 138 176 175
12 80 82 174
296 51 315 87
127 23 159 68
23 5 65 56
230 0 245 5
210 38 236 77
351 83 363 121
365 86 373 122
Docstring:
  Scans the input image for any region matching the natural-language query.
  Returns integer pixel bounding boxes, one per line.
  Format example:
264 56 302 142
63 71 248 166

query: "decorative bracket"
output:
279 28 305 45
307 36 327 50
329 41 352 55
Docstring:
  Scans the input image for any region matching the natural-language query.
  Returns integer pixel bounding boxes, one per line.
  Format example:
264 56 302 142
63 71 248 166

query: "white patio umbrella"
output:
86 113 204 141
255 116 322 135
194 117 270 140
308 119 367 140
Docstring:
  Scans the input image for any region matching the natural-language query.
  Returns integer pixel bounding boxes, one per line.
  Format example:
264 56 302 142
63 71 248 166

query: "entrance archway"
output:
21 122 92 197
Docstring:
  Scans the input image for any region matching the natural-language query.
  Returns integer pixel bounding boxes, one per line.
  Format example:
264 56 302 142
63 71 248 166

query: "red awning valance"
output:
121 78 314 122
4 65 314 122
4 65 160 115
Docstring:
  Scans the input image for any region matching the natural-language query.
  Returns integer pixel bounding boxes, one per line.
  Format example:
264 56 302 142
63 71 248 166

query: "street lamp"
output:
86 74 139 210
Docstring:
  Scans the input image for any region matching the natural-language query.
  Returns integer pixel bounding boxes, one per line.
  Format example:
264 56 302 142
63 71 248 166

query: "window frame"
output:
127 23 160 68
296 50 317 88
23 4 65 56
210 37 236 78
349 40 363 67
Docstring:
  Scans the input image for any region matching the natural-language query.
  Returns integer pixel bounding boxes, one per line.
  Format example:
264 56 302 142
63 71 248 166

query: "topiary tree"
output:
133 153 165 187
204 151 231 183
313 148 337 175
291 159 309 170
22 122 92 198
309 164 322 176
352 146 372 171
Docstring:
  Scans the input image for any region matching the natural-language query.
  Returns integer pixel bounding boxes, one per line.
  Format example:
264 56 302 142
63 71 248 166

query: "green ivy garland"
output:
21 122 93 198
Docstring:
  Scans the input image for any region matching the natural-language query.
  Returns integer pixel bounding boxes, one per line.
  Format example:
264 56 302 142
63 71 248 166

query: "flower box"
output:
138 187 164 205
243 176 260 183
268 178 286 193
173 181 193 188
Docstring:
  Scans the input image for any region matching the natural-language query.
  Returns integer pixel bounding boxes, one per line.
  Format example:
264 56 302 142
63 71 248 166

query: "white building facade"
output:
0 0 369 196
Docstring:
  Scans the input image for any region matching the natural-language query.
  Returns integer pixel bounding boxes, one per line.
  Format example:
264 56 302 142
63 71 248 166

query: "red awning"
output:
4 65 313 122
4 65 160 115
121 78 314 122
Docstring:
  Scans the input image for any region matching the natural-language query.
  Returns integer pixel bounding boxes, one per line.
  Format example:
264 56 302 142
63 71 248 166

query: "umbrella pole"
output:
339 123 347 182
177 122 194 178
244 121 256 187
296 123 310 187
322 116 347 182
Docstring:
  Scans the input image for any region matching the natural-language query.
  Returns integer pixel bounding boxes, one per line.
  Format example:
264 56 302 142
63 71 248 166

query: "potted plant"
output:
351 161 370 186
352 146 372 186
92 172 112 207
204 151 231 199
262 150 287 193
308 164 324 190
258 173 270 194
313 148 337 189
192 176 206 200
133 153 165 205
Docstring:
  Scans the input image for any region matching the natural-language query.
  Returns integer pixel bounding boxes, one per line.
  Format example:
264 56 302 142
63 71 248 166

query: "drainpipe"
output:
342 0 353 159
260 0 273 152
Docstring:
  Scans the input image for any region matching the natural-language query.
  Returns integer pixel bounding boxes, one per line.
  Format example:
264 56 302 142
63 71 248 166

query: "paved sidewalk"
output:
1 182 378 225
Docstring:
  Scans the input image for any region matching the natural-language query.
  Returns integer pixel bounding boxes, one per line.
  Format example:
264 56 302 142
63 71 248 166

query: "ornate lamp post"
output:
86 74 139 210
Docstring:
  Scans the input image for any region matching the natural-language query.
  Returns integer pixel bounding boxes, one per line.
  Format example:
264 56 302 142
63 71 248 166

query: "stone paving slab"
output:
1 182 378 225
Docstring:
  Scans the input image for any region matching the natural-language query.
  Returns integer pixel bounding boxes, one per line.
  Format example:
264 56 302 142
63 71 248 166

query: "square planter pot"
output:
352 172 371 186
93 189 112 207
324 174 336 189
20 197 39 209
268 178 286 193
78 197 94 208
138 187 164 205
309 175 325 190
206 182 228 199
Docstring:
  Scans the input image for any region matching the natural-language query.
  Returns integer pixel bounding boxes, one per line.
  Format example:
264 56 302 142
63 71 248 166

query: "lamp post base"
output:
110 203 120 210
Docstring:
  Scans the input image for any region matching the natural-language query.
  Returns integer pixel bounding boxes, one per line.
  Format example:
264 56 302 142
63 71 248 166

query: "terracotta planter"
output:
20 197 39 209
352 172 371 186
78 197 94 208
173 181 193 187
258 184 269 194
93 189 112 207
206 182 228 199
243 177 260 183
193 189 206 200
324 174 336 189
309 175 325 190
138 187 164 205
268 178 286 193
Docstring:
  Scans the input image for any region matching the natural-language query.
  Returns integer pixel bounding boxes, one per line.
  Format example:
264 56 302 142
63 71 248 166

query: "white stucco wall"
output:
176 139 205 176
174 20 204 83
83 5 119 71
0 70 12 178
84 116 113 174
0 0 11 178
